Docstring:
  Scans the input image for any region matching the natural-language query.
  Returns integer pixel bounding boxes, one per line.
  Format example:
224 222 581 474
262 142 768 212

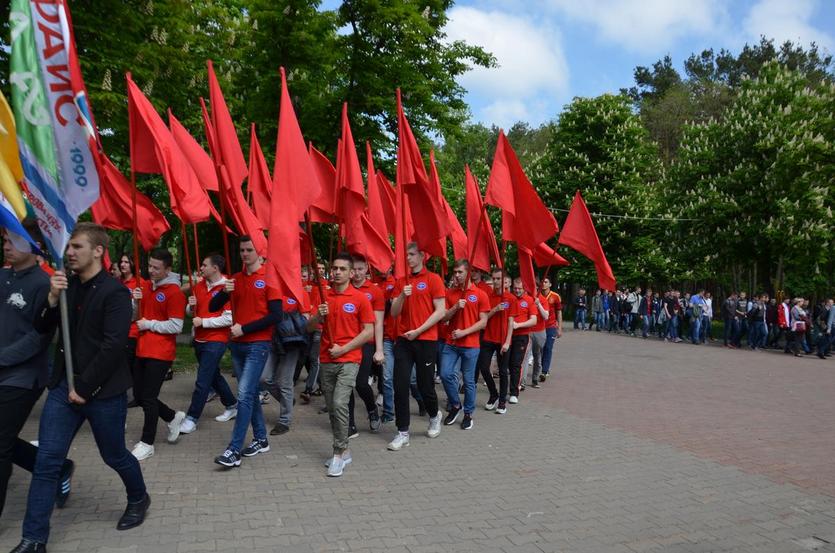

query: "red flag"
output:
168 111 218 192
428 149 467 260
485 131 558 250
308 145 338 224
358 213 394 273
126 75 212 224
91 153 170 251
395 89 448 254
532 242 569 268
393 176 408 280
248 125 272 227
269 67 318 304
366 143 389 237
465 165 501 271
376 171 399 236
336 104 367 239
207 60 247 189
558 191 616 291
518 245 537 296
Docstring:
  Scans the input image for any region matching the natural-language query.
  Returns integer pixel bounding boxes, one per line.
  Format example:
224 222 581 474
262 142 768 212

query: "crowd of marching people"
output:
571 287 835 359
0 221 564 552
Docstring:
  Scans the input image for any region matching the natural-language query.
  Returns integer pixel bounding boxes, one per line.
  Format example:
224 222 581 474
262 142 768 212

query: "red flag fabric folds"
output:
518 245 537 296
269 67 318 304
207 60 247 189
309 145 338 224
91 153 170 251
558 191 616 291
532 242 570 268
366 143 390 237
248 125 272 228
168 111 218 192
485 131 558 250
126 75 212 224
376 171 398 237
465 165 501 272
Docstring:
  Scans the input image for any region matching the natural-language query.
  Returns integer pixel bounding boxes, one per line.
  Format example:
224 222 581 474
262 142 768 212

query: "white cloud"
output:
545 0 729 53
445 6 569 128
743 0 832 49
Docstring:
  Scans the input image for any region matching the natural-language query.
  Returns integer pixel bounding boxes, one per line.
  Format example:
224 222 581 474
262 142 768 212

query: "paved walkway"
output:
1 331 834 553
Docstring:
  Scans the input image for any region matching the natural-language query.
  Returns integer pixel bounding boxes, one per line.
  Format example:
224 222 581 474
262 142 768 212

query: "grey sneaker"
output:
327 455 347 477
427 413 442 438
387 432 410 451
324 451 353 467
167 411 186 443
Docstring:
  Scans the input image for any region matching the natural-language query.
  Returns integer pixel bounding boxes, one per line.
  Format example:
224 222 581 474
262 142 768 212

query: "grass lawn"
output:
171 342 235 374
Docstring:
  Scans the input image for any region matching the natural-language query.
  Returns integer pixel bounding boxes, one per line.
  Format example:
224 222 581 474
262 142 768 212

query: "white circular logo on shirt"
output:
416 281 427 290
500 301 509 309
155 292 166 302
254 279 266 289
210 290 219 297
386 284 394 291
520 301 529 308
343 303 357 313
365 292 373 301
287 298 297 305
467 294 478 303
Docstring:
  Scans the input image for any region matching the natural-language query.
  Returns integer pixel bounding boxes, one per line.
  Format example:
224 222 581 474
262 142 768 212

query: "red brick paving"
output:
541 330 835 497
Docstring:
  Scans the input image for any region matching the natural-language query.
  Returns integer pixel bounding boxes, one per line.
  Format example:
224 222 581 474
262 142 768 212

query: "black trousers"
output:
508 335 530 398
0 386 42 517
127 337 138 399
393 339 439 431
134 358 176 445
475 341 508 401
349 343 378 428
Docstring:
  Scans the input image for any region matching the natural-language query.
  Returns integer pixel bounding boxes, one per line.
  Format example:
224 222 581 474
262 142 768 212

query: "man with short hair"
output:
309 253 374 476
509 278 537 404
13 223 149 553
210 237 281 467
476 269 515 413
130 249 187 460
347 255 384 435
689 290 707 345
638 289 654 339
573 288 587 330
440 260 489 430
179 255 237 436
539 277 561 381
0 221 73 518
528 283 550 388
387 243 446 451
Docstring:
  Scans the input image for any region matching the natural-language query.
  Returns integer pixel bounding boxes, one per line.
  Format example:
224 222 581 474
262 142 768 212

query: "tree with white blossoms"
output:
536 93 668 286
667 61 835 296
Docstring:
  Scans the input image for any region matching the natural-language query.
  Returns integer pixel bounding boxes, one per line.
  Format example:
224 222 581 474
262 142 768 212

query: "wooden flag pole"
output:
192 224 201 267
180 220 194 293
305 210 331 343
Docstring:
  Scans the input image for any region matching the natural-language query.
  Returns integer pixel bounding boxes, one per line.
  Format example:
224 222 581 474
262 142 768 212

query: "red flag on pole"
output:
485 131 558 250
247 124 272 227
376 171 399 237
532 242 570 268
428 150 467 260
91 153 170 251
366 142 390 237
518 245 537 296
308 145 338 224
126 75 212 224
168 111 218 192
465 165 501 271
207 60 247 189
558 191 616 290
269 67 319 303
336 104 367 244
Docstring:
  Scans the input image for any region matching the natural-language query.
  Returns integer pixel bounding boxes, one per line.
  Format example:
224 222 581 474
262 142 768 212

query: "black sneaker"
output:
539 374 546 382
214 449 241 467
9 538 46 552
270 423 290 436
369 409 381 433
241 439 270 457
460 414 473 430
56 459 74 508
444 406 461 425
348 425 359 439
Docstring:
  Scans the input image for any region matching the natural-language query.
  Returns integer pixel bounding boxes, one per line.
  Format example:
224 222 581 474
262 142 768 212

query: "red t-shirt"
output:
445 286 490 348
532 293 548 332
319 285 374 364
192 278 231 343
513 293 537 336
136 281 186 361
392 268 446 341
230 265 280 343
122 275 146 339
546 291 562 328
354 280 385 311
475 280 492 297
483 291 515 344
381 277 398 341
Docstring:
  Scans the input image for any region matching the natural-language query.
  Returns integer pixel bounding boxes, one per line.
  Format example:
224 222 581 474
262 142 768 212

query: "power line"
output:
550 208 699 222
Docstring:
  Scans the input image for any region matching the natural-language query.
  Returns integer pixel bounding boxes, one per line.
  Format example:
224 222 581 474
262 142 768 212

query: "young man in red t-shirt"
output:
540 277 562 381
439 260 489 430
387 243 447 450
347 255 384 435
508 277 537 406
477 268 516 414
209 237 282 468
178 254 238 435
308 253 374 477
130 249 187 460
528 279 550 389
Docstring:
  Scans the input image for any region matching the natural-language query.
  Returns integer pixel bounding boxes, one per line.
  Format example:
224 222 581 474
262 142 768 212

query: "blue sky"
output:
442 0 835 128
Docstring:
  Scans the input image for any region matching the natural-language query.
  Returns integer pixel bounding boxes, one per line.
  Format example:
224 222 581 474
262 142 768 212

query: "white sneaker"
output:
167 411 186 443
485 398 499 411
508 395 519 404
434 374 441 384
387 432 410 451
179 418 197 434
131 441 154 461
259 391 270 404
327 455 347 477
324 451 353 467
215 406 237 422
375 394 383 407
427 413 442 438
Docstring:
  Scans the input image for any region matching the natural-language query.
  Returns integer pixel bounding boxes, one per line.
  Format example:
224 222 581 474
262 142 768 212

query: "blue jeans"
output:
23 380 146 543
187 341 236 422
700 315 711 343
691 317 701 344
641 315 651 338
227 341 270 452
574 308 586 329
439 344 479 414
541 327 557 375
668 316 679 339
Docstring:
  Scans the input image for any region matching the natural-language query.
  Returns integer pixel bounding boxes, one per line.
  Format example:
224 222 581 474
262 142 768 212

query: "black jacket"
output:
35 269 133 400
